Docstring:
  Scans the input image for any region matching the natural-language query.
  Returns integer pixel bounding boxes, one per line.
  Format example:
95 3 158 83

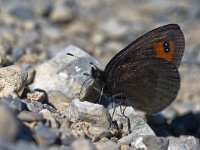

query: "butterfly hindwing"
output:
108 58 180 113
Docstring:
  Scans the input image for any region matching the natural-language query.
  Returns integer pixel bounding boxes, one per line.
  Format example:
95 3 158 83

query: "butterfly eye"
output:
163 41 170 53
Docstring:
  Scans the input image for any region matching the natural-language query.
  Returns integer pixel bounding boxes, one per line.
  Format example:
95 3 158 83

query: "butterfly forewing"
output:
104 24 185 75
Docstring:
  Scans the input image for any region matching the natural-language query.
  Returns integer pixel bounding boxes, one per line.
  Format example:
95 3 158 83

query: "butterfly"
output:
75 24 185 114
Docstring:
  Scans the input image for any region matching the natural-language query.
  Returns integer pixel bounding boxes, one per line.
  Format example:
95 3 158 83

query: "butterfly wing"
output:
110 58 180 113
104 24 184 113
104 24 185 74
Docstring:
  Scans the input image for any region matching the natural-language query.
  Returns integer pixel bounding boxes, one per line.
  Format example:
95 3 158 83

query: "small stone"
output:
0 96 26 112
100 19 128 39
50 1 74 23
0 139 45 150
31 0 52 16
60 128 76 146
95 141 119 150
86 125 111 141
71 139 96 150
26 101 43 113
168 136 200 150
142 136 169 150
64 99 111 128
110 106 155 136
8 3 35 20
27 91 45 102
18 111 44 122
21 64 35 85
0 105 19 141
43 104 57 113
48 91 71 111
33 122 60 147
40 109 59 128
0 65 27 98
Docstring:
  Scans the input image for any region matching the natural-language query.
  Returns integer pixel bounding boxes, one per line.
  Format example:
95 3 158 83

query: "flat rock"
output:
29 45 103 99
110 106 155 136
18 111 44 122
63 99 111 129
0 65 27 98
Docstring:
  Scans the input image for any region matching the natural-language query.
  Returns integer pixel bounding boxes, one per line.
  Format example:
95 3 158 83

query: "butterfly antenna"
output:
66 53 99 69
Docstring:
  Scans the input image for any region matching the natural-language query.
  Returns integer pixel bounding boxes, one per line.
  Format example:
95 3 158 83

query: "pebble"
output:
48 91 71 111
95 141 119 150
0 65 27 98
50 0 74 23
0 96 26 112
71 139 96 150
26 91 45 103
0 105 19 141
8 3 35 20
18 111 44 122
26 100 43 113
64 99 111 129
40 109 59 128
86 126 111 141
110 106 155 136
33 122 60 147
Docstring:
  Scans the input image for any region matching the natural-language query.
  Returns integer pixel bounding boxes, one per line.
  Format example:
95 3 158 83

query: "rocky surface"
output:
0 0 199 150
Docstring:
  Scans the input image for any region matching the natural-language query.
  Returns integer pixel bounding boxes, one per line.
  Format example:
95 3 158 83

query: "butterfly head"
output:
91 67 104 83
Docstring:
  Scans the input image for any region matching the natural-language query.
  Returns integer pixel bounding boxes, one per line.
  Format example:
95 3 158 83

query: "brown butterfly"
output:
80 24 185 113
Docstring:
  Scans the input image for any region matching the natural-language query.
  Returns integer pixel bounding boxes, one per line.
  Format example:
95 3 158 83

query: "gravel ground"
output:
0 0 200 150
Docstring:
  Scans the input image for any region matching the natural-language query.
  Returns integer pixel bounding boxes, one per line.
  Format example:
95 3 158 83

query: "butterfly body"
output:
83 24 185 114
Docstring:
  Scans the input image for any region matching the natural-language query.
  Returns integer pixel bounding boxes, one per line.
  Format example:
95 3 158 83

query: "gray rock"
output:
71 139 96 150
60 128 76 146
119 135 168 150
29 45 103 99
48 145 70 150
100 19 128 39
18 111 44 122
168 136 200 150
110 106 155 136
50 0 74 23
0 96 25 112
40 109 59 128
8 3 35 20
25 100 43 113
0 139 46 150
0 65 27 98
34 122 60 147
64 99 111 128
31 0 52 16
0 105 19 141
48 91 71 111
95 141 119 150
86 126 111 141
11 46 27 61
21 64 35 85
